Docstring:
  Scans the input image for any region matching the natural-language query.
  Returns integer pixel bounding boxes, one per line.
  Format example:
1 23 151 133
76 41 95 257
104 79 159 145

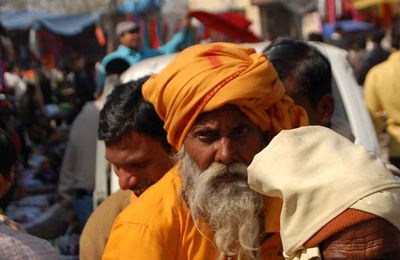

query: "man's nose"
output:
214 137 239 165
116 169 138 190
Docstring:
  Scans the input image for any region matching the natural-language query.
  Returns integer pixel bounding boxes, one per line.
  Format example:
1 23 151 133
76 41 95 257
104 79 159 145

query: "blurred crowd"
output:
0 52 100 258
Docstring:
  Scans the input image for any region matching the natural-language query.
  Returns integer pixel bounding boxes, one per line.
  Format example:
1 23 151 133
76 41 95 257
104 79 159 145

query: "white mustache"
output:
200 162 248 180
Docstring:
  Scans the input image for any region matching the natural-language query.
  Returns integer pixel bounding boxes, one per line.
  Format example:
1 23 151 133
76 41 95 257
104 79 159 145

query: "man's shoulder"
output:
368 57 396 76
0 222 58 258
101 45 137 65
69 102 98 135
72 102 96 120
86 190 132 228
116 166 185 225
80 190 132 259
101 189 133 207
80 101 99 115
101 47 128 64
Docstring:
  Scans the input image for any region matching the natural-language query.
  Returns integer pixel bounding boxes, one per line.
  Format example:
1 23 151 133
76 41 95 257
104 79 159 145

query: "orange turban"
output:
142 42 308 149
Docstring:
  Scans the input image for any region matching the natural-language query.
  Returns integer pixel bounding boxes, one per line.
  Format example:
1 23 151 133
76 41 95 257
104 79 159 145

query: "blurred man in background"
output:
364 26 400 168
264 38 334 128
97 18 191 89
0 129 59 259
263 38 355 140
58 58 130 230
357 29 390 85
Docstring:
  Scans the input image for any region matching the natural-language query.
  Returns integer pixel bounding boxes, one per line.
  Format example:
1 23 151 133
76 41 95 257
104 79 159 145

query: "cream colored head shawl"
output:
248 126 400 259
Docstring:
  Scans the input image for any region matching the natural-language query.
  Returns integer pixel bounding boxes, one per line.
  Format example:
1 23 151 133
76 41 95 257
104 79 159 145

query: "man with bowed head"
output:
103 42 307 259
80 77 175 260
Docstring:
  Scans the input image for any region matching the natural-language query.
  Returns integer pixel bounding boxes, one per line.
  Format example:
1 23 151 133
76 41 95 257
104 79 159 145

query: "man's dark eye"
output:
195 131 219 143
232 125 251 136
128 160 149 169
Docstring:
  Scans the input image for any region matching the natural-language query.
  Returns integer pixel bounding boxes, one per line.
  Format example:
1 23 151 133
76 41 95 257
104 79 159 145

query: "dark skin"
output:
105 132 173 196
282 77 334 127
183 105 267 171
0 165 14 198
320 218 400 260
119 29 141 51
119 17 191 52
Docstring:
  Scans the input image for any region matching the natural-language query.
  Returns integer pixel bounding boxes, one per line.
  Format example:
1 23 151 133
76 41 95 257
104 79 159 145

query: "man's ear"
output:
317 94 334 127
0 173 7 197
0 166 15 197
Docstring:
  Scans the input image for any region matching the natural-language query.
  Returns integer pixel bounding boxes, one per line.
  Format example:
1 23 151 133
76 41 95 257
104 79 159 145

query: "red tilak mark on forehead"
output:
174 69 246 149
207 56 222 68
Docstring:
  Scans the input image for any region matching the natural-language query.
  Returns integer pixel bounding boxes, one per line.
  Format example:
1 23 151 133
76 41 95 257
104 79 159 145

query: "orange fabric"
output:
103 166 216 260
103 166 284 260
142 42 308 149
95 25 106 47
304 208 378 247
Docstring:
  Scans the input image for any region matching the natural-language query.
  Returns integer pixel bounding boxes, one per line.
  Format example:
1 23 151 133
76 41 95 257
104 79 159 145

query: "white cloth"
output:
248 126 400 259
4 72 27 100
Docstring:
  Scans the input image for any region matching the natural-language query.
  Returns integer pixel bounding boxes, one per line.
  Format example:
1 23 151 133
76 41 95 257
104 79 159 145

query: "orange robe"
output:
103 166 284 260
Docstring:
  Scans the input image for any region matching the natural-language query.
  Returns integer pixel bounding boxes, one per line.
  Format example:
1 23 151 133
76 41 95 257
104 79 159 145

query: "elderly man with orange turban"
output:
103 42 308 260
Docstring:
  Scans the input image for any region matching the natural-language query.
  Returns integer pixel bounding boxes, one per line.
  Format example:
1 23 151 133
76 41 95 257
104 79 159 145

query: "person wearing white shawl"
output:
248 126 400 260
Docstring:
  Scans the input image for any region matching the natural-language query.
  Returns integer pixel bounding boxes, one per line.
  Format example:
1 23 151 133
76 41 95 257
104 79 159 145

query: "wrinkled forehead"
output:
192 105 255 128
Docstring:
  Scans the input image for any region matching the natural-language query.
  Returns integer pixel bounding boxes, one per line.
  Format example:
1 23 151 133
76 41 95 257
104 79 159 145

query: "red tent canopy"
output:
188 10 261 43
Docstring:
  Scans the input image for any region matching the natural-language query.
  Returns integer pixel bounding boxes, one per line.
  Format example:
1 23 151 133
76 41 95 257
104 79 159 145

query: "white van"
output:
93 42 381 203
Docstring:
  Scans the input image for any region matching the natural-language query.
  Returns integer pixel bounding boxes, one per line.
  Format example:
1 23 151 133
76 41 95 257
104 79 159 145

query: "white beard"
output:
179 148 264 260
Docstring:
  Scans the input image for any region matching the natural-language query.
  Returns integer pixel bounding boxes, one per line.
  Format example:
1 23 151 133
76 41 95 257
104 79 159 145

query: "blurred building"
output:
252 0 399 41
252 0 317 39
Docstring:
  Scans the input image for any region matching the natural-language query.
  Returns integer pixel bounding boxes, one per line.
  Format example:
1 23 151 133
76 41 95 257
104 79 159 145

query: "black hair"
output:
370 29 385 43
6 62 20 73
308 32 324 42
263 38 332 108
0 129 17 178
105 58 130 76
334 24 344 34
98 76 170 150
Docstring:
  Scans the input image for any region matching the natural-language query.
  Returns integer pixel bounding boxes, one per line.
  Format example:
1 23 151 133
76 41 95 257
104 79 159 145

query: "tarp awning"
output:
323 20 373 37
0 10 57 31
38 12 100 36
0 11 100 36
352 0 400 9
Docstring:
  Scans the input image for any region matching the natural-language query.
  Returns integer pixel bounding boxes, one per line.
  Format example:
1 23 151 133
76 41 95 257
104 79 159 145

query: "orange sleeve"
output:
103 220 167 260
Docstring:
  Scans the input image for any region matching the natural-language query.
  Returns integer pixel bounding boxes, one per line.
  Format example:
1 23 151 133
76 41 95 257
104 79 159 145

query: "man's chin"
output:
132 187 147 197
130 44 140 51
131 181 156 196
